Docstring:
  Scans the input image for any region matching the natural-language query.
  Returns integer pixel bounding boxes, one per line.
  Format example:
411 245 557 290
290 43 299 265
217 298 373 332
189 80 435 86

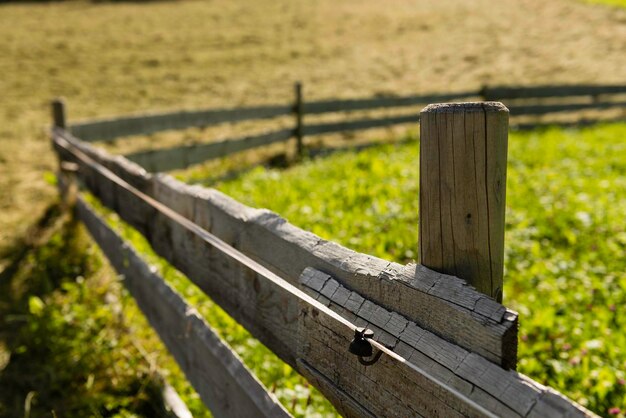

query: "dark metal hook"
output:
348 327 383 367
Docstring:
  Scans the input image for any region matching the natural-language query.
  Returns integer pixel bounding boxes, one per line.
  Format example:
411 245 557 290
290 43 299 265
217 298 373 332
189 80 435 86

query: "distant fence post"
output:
52 98 67 130
294 82 304 158
479 85 489 101
419 102 509 302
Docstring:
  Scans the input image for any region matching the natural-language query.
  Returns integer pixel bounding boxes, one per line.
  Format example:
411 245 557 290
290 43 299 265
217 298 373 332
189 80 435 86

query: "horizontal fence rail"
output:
70 104 293 142
482 84 626 100
125 128 294 173
52 127 595 417
301 113 420 136
301 91 478 114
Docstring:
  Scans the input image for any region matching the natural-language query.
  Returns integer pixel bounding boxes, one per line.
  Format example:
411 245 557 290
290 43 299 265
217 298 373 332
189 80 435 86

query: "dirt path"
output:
0 0 624 265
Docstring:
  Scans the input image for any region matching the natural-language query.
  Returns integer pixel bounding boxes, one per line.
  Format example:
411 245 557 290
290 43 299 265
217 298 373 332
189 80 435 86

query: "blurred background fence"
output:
62 83 626 173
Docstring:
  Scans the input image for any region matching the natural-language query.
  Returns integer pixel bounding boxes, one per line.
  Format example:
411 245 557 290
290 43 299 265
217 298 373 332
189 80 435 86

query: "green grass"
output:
585 0 626 7
180 123 626 417
0 207 177 417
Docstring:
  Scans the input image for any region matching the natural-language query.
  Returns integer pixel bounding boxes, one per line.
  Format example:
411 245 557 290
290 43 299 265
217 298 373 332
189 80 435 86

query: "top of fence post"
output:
51 98 67 130
418 102 509 302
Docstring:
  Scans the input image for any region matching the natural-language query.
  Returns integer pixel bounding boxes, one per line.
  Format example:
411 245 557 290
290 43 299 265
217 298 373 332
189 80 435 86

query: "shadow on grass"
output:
0 203 180 417
0 204 62 290
183 135 419 189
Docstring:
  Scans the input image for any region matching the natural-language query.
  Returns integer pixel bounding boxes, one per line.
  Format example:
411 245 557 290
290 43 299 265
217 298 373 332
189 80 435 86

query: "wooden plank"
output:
69 104 293 142
153 174 519 368
419 103 508 301
526 388 593 418
302 113 419 136
76 198 292 418
303 91 478 114
53 128 518 368
508 101 626 116
483 84 626 100
125 128 294 173
299 268 595 418
295 359 377 418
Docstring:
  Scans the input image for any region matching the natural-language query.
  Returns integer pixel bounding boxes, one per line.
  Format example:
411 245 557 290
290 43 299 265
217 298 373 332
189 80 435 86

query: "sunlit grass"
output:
0 207 175 417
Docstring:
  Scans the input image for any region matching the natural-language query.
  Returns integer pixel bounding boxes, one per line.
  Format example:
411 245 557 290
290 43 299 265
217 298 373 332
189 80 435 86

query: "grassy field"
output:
1 0 626 416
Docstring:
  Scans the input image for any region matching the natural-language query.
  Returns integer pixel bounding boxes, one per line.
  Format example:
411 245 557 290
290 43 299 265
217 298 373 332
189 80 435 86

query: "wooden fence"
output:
48 84 622 417
63 83 626 173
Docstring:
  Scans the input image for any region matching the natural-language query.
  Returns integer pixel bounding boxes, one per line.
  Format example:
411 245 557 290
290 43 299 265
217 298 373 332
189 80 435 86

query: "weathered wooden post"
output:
419 102 509 302
52 98 66 130
51 98 77 206
294 82 304 158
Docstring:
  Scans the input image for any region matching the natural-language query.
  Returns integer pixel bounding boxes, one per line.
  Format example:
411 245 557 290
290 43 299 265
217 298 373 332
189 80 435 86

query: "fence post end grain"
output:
419 102 509 302
52 98 67 130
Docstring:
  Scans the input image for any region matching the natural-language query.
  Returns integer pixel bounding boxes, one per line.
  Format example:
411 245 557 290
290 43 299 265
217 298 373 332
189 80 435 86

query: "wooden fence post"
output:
294 82 304 158
419 102 509 302
52 98 66 129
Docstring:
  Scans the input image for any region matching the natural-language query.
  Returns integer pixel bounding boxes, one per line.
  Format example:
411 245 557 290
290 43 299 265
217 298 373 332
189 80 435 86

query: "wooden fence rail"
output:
50 92 604 416
301 91 478 114
126 128 294 173
62 83 626 174
481 84 626 100
70 104 293 142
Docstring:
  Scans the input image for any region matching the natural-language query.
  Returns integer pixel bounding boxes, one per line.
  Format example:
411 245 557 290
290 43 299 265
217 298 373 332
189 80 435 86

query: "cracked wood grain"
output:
300 268 594 418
